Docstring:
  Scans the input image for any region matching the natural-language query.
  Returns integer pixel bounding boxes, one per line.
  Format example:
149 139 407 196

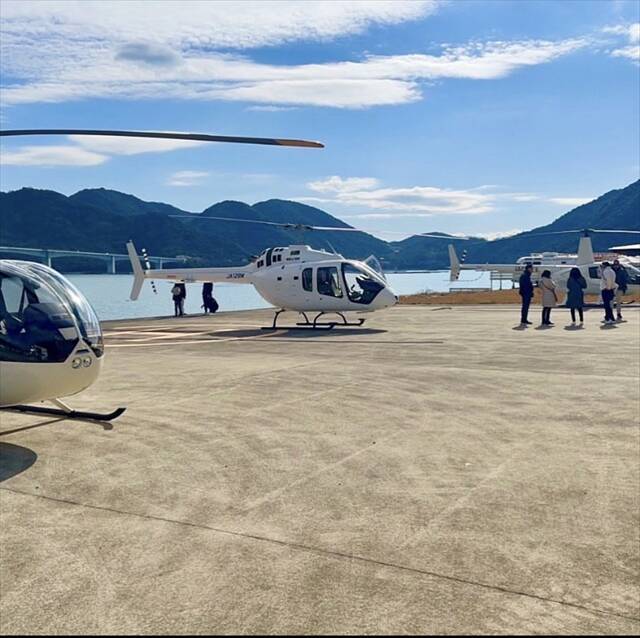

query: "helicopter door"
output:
316 266 343 299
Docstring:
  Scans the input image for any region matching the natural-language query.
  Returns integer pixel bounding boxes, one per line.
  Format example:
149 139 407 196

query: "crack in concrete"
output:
2 485 638 626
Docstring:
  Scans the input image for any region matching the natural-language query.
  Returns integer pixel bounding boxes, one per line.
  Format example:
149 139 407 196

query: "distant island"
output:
1 179 638 273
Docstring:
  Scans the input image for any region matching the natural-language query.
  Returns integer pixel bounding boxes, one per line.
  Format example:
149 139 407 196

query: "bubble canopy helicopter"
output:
0 128 324 419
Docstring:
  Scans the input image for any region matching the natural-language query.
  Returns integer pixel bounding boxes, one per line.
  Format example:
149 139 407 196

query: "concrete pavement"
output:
1 305 639 634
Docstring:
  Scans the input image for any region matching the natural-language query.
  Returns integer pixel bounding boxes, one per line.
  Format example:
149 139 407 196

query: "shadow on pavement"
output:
0 442 37 482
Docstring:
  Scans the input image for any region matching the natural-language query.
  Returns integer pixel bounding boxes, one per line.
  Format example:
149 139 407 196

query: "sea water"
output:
68 270 503 321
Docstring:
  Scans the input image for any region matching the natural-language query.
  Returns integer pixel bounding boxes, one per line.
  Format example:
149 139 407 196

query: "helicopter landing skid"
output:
3 398 126 422
262 310 366 331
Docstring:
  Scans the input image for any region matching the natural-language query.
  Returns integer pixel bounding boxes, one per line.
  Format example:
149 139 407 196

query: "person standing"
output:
539 270 557 326
518 264 534 326
600 261 617 325
566 267 587 326
612 259 629 321
202 282 218 314
177 283 187 316
171 283 182 317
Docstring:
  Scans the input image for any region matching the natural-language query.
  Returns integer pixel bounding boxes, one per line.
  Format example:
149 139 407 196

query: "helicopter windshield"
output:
17 262 103 356
342 263 385 305
0 261 81 363
364 255 387 281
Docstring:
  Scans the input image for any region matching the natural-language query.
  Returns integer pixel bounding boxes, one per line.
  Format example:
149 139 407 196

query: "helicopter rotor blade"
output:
418 233 474 240
170 214 363 233
0 129 324 148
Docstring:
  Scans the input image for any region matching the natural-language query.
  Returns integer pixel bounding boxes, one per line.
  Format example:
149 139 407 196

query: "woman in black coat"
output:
566 267 587 325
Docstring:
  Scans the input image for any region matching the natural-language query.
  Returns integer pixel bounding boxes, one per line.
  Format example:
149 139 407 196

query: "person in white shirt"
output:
600 261 617 324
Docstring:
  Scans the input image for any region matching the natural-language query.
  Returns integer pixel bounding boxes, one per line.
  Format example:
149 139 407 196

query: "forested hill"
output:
1 179 638 272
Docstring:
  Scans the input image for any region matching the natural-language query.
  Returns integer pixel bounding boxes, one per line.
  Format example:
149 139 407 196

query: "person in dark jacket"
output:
171 283 182 317
201 282 218 314
518 264 534 326
566 267 587 326
612 260 629 321
177 283 187 316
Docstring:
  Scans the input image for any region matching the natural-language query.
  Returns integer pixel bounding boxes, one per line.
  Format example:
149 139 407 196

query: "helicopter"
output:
0 128 323 419
127 229 398 329
447 229 640 296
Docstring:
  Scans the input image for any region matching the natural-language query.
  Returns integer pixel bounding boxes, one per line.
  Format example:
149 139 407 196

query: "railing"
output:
0 246 183 273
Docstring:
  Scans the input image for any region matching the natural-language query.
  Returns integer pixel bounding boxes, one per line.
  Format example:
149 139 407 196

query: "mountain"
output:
70 188 192 218
1 180 638 272
462 180 640 263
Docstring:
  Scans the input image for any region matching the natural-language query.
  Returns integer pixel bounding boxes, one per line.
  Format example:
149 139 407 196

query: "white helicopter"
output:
0 128 322 419
447 229 640 297
128 230 398 329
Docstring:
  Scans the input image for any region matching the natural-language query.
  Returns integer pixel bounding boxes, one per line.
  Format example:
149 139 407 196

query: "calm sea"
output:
68 270 504 321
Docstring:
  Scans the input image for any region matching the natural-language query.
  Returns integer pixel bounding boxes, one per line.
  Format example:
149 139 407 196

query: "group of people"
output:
170 282 218 317
518 259 629 327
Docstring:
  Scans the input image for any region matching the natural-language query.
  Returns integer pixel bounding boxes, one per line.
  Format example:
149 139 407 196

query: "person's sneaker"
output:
571 321 576 326
547 322 555 326
525 320 533 325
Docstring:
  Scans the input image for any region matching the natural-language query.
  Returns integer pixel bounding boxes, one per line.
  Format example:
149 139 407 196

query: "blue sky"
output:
1 0 638 240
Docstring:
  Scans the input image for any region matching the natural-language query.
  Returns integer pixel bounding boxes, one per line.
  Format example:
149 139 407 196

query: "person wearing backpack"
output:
612 259 629 321
171 283 183 317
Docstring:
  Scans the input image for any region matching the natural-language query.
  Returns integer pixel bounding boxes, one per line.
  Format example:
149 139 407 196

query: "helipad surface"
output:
1 305 639 634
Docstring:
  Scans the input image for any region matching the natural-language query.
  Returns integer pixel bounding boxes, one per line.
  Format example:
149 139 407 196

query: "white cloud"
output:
604 22 640 64
0 0 588 109
246 105 298 112
547 197 592 207
0 135 208 167
167 170 210 186
477 228 523 240
70 135 206 155
306 176 495 214
1 1 436 50
611 45 640 62
304 177 596 217
0 145 107 166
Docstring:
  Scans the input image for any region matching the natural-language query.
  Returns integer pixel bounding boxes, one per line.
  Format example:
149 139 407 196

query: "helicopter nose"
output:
384 287 398 307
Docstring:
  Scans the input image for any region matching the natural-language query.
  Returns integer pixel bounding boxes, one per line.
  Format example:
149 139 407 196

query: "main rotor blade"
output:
418 233 473 240
526 228 640 237
171 214 362 232
0 129 324 148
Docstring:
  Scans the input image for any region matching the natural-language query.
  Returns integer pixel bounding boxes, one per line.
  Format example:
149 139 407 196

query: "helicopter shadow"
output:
0 442 38 482
213 327 388 340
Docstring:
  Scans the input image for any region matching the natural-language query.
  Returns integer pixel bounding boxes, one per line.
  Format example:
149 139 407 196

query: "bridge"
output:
0 246 185 273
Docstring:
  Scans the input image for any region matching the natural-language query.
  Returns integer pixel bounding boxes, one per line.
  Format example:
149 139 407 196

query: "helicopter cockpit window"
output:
0 270 79 363
342 264 384 304
317 266 343 298
18 262 104 357
302 268 313 292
